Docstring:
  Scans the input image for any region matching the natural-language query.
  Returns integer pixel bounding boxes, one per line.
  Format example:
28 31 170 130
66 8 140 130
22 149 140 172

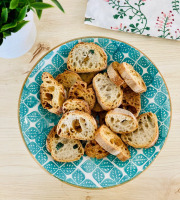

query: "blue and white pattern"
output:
19 38 171 188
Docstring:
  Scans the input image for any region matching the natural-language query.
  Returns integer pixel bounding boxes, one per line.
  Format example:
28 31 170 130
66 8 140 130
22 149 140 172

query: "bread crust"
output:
57 110 97 140
62 99 91 114
85 140 109 159
93 73 123 110
40 72 66 115
79 72 98 85
107 62 124 86
120 86 141 117
95 125 131 161
55 70 82 93
118 62 147 93
46 125 84 162
105 108 138 134
121 112 159 148
67 42 107 73
68 81 96 110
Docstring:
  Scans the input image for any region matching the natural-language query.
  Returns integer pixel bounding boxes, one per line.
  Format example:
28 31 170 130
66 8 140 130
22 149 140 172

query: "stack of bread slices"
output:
40 42 159 163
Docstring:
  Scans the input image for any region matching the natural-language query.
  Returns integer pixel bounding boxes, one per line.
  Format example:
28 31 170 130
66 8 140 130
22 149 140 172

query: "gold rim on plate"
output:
18 36 172 190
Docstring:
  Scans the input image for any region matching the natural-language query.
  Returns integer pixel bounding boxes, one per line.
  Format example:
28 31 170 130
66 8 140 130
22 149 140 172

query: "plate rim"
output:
18 36 172 189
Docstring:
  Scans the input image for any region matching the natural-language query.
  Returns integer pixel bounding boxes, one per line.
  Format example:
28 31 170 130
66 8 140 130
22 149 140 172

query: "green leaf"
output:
11 20 29 33
145 27 150 30
51 0 64 13
113 14 119 19
131 29 136 32
129 24 135 28
0 36 3 45
35 0 43 19
10 0 19 9
3 31 11 37
36 9 42 19
1 21 17 31
31 2 53 10
17 6 28 21
1 8 8 23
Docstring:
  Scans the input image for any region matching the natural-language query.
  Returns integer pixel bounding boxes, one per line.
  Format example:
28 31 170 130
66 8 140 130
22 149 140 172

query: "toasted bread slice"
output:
67 42 107 73
118 62 147 93
62 99 91 114
120 87 141 117
105 108 138 134
121 112 159 148
55 70 82 93
92 101 104 112
79 72 98 85
46 126 84 162
68 81 96 109
93 73 123 110
40 72 66 115
57 110 97 140
95 125 130 161
46 126 57 153
99 111 107 126
85 140 109 159
107 62 125 86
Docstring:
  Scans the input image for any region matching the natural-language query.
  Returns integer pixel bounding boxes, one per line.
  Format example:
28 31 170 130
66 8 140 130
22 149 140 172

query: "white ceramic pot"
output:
0 11 37 59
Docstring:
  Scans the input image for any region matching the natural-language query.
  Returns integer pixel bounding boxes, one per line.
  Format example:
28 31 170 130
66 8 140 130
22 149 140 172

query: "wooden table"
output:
0 0 180 199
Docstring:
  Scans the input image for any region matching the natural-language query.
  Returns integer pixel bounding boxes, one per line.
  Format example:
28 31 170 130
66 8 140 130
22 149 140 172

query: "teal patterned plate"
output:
18 37 171 189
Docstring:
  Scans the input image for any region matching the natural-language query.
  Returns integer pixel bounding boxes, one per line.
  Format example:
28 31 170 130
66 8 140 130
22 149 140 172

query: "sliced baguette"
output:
105 108 138 134
93 73 123 110
57 110 97 140
79 72 98 85
68 81 96 109
67 42 107 73
121 112 159 148
85 140 109 159
62 99 91 114
120 87 141 117
46 126 84 162
92 101 104 112
55 70 82 93
107 62 125 86
118 62 147 93
40 72 66 115
95 125 130 161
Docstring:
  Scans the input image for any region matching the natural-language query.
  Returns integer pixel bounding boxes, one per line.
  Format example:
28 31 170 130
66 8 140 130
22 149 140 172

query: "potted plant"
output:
0 0 64 59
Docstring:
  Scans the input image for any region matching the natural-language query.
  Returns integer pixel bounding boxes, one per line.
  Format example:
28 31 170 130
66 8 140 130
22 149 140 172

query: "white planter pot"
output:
0 11 37 59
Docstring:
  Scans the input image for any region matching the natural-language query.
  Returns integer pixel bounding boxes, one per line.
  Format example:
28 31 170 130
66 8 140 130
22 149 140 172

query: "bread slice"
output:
67 42 107 73
85 140 109 159
93 73 123 110
120 87 141 117
46 126 84 162
55 70 82 93
95 125 130 161
79 72 98 85
57 110 97 140
92 101 104 112
99 111 107 125
68 81 96 109
107 62 124 86
62 99 91 114
118 62 147 93
40 72 66 115
121 112 159 148
105 108 138 134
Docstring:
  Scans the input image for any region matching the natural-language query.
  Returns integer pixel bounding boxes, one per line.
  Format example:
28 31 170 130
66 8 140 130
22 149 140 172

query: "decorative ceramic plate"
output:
18 37 171 189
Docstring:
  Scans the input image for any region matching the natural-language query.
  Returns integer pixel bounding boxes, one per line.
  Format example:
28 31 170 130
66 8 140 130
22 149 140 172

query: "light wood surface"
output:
0 0 180 199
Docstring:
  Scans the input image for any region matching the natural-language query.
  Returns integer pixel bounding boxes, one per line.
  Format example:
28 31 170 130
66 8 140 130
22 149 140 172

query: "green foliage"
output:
0 0 64 45
172 0 180 13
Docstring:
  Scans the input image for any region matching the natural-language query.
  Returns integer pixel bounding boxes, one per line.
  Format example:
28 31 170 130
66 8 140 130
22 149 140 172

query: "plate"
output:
18 37 171 189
